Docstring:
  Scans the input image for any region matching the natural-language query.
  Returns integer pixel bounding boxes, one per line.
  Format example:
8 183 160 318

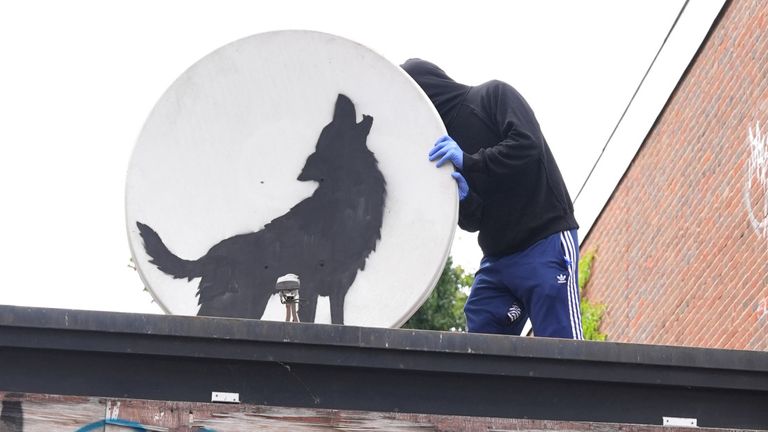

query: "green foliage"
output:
581 298 607 341
578 248 595 295
578 247 607 341
402 256 471 331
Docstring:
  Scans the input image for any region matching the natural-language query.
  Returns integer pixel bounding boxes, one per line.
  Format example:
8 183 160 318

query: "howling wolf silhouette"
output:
137 94 386 324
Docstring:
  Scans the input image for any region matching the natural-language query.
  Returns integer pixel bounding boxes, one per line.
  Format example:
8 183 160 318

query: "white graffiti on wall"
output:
744 121 768 241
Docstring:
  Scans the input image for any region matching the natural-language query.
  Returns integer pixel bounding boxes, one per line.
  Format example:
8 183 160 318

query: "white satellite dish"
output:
125 30 456 328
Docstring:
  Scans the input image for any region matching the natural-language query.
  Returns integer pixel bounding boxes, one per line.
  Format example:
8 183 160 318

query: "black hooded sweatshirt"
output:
402 59 578 258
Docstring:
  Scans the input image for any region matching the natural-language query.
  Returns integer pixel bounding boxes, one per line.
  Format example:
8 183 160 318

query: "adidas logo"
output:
557 274 567 284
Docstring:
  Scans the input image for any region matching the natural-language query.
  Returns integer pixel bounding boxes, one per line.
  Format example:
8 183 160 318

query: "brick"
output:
582 1 768 351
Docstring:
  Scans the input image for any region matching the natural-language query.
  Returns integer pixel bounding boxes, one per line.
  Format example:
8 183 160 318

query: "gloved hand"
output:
429 135 463 170
452 172 469 201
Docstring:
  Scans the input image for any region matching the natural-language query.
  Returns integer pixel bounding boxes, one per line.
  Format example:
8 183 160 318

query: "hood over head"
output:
401 58 470 126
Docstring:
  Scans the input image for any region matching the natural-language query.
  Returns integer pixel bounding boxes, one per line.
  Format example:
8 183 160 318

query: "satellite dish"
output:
125 30 456 328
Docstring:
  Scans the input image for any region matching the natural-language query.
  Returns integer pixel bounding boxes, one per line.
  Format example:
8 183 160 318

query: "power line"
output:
573 0 690 204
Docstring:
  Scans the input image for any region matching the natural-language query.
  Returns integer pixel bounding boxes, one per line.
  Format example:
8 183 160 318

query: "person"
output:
401 59 583 339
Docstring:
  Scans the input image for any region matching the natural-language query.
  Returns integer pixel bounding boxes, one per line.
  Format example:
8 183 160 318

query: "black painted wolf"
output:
137 94 386 324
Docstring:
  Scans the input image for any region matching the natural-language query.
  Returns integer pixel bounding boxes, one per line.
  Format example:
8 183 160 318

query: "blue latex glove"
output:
429 135 463 169
452 172 469 201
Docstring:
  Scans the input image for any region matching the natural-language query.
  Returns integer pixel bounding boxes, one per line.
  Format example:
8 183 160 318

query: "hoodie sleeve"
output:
458 190 482 232
461 81 542 181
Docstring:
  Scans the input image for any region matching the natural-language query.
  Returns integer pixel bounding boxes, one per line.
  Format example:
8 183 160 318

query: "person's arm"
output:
458 188 482 232
461 81 543 181
427 138 484 231
452 172 481 232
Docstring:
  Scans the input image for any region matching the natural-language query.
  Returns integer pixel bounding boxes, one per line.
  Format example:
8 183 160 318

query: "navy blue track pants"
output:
464 229 584 339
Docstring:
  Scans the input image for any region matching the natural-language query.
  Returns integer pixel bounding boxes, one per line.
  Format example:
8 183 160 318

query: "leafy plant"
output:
578 247 607 341
402 256 471 331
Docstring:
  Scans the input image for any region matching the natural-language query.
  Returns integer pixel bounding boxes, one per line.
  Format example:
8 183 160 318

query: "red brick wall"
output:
582 0 768 350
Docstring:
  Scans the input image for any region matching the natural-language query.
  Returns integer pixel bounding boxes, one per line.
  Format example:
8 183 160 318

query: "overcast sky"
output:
0 1 684 315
